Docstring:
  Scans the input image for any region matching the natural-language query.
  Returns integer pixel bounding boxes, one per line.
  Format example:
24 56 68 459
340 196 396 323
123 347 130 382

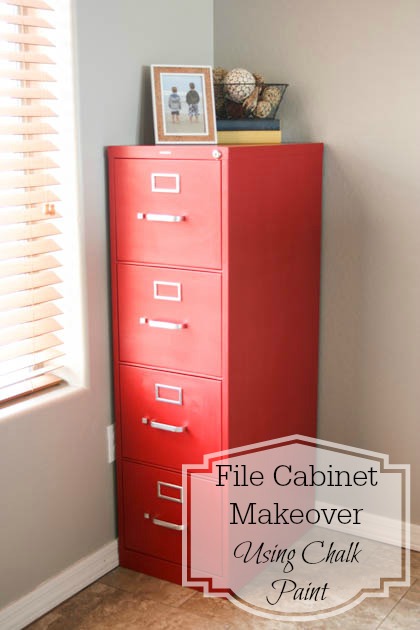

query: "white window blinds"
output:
0 0 64 403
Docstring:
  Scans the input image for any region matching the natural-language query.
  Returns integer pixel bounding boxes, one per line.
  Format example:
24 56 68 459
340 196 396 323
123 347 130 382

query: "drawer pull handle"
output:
137 212 185 223
142 416 186 432
139 317 187 330
152 518 184 531
150 420 186 433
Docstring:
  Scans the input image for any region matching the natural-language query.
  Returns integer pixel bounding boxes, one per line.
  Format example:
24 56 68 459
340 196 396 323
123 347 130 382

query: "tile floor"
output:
26 552 420 630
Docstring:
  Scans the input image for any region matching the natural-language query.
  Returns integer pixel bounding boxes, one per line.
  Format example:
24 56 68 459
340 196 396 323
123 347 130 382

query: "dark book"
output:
216 118 280 131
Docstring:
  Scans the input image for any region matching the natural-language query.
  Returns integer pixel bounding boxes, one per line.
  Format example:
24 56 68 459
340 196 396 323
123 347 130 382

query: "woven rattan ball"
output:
213 66 227 84
223 68 256 103
261 85 282 107
255 99 273 118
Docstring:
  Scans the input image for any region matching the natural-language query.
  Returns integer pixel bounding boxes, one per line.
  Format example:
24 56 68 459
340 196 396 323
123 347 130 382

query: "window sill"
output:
0 382 88 424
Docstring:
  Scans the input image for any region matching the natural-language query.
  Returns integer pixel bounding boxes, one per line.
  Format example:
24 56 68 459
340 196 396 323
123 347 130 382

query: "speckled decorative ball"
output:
262 85 282 107
255 99 273 118
223 68 256 103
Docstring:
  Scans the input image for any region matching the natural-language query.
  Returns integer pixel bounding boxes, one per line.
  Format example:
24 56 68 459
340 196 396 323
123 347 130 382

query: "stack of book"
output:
216 119 281 145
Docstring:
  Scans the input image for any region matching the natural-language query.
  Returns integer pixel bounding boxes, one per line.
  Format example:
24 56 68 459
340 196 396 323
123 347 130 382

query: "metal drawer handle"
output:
139 317 187 330
151 420 186 433
141 416 186 433
152 518 184 531
137 212 185 223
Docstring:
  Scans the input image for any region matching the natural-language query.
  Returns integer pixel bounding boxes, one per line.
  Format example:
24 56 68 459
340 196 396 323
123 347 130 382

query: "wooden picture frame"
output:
151 65 217 144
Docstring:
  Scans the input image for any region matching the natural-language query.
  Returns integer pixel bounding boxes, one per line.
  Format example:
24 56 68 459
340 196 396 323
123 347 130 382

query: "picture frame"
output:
151 65 217 144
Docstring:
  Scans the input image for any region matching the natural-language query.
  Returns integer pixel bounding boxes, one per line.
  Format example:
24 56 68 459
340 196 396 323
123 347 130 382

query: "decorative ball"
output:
223 68 256 103
262 86 282 107
215 94 226 118
213 66 227 84
255 100 273 118
225 99 246 119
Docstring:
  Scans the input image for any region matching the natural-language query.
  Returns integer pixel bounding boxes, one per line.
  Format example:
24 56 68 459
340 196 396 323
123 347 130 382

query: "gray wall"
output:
214 0 420 523
0 0 213 610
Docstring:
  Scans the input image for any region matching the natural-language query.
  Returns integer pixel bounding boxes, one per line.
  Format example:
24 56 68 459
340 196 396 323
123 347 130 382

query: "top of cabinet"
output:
107 143 323 161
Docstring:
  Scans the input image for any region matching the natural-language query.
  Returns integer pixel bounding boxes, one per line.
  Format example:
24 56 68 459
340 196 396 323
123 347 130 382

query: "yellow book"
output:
217 129 282 145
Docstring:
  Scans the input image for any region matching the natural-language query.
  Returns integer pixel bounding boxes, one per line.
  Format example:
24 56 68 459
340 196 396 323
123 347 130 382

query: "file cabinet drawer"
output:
114 158 221 269
120 365 221 468
123 461 223 574
123 462 184 564
117 264 222 376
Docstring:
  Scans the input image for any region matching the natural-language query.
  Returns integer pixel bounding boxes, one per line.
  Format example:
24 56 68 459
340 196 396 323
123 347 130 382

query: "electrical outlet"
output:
107 424 115 463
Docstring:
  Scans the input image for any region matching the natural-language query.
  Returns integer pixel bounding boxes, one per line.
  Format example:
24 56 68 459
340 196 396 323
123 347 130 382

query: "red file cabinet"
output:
108 144 323 583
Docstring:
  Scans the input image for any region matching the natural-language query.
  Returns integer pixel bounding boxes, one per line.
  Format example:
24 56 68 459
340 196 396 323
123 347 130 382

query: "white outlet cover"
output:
106 424 115 463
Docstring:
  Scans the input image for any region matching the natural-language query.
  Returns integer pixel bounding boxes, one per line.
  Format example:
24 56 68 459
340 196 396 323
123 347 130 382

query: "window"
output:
0 0 77 404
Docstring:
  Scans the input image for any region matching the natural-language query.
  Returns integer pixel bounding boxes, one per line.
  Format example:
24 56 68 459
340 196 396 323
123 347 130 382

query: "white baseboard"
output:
315 500 420 552
0 519 418 630
0 539 118 630
411 523 420 552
